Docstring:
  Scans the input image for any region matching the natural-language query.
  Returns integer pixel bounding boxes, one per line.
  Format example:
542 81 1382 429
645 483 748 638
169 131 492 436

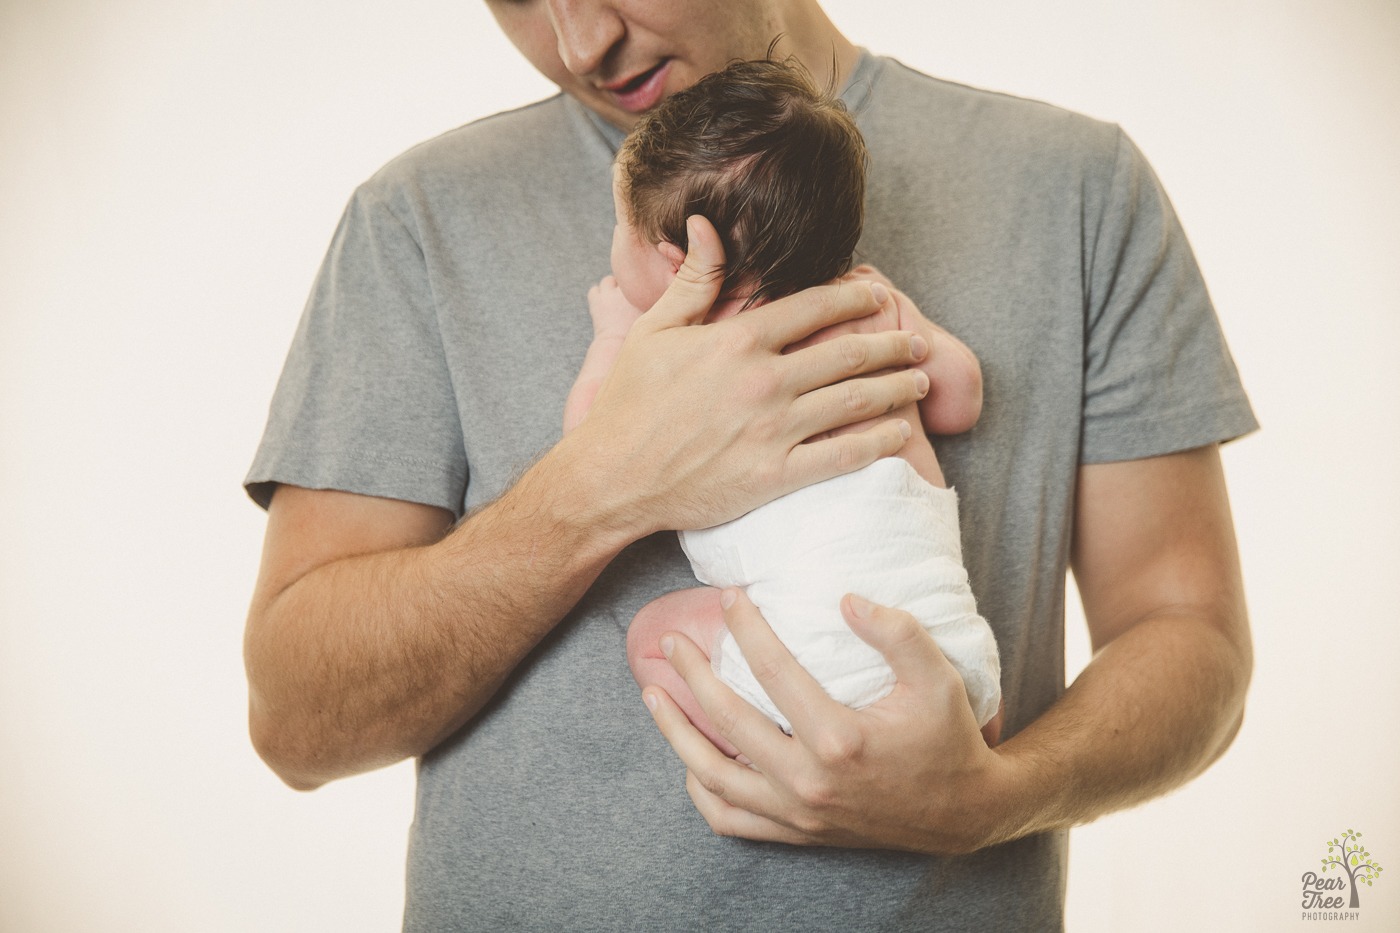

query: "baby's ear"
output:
656 241 685 274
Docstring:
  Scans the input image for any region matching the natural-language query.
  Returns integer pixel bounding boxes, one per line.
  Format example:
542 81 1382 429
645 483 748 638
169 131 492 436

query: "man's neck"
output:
770 5 861 93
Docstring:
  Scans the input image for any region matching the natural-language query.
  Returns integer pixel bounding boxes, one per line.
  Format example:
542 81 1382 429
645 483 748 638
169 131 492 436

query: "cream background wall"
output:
2 1 1396 930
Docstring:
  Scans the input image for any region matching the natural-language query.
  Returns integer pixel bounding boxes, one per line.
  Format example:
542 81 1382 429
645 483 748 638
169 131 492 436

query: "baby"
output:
564 58 1002 755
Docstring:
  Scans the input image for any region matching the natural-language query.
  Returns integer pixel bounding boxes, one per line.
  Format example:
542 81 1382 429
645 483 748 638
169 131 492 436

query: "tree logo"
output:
1301 828 1383 918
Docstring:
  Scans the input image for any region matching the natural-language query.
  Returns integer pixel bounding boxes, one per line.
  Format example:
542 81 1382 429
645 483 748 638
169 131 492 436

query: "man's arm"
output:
244 217 933 790
998 442 1252 830
643 443 1252 852
244 469 622 791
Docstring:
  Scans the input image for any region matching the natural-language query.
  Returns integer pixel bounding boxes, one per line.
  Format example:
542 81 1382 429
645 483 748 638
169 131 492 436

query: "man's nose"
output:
546 0 626 77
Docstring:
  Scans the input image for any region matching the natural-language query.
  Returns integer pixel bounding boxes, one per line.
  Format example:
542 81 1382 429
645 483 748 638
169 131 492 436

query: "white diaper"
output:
679 457 1001 733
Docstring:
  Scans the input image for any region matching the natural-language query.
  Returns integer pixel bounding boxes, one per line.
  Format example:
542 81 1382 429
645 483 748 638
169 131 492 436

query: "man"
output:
244 1 1256 928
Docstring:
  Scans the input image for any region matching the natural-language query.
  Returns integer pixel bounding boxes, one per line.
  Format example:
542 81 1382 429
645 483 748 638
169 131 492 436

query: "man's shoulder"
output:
357 94 610 214
866 55 1121 170
393 95 574 168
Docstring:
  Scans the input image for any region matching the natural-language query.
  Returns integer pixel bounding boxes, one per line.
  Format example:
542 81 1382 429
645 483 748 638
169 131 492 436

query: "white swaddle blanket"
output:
678 457 1001 733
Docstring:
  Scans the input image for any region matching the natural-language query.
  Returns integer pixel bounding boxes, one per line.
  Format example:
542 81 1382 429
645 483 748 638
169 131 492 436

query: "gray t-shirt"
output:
247 52 1257 931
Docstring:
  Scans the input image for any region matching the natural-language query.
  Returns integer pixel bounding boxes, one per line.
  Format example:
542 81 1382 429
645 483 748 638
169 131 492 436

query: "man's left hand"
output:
644 588 1021 855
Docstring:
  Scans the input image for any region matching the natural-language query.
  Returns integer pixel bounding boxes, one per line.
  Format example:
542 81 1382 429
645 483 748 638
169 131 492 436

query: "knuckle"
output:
841 380 866 414
813 725 864 767
882 423 910 456
718 319 762 356
838 334 868 372
812 287 839 321
935 670 971 706
686 774 730 836
708 820 740 839
889 619 924 654
792 810 827 838
695 765 728 800
758 458 785 489
743 454 785 495
830 436 867 473
747 652 785 689
733 371 780 412
676 256 711 285
710 702 742 741
792 771 835 813
886 375 915 412
878 609 928 654
750 366 782 401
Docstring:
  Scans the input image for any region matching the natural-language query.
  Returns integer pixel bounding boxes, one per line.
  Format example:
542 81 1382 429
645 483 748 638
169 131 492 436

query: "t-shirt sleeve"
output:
1080 128 1258 463
244 183 468 513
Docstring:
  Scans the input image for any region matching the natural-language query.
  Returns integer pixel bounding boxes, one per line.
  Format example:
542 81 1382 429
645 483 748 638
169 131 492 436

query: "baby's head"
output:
610 57 867 315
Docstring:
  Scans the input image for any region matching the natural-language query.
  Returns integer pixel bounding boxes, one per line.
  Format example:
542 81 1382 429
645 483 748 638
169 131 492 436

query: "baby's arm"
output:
844 265 983 436
562 275 646 434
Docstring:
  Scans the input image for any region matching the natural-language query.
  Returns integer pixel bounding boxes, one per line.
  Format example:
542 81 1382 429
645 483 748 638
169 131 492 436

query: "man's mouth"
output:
602 60 672 113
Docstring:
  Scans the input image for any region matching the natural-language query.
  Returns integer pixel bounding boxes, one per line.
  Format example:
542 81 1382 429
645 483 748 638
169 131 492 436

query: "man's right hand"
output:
564 215 932 539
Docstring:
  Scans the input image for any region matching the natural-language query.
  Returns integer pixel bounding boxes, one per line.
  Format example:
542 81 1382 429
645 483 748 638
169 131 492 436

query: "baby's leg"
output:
627 586 738 758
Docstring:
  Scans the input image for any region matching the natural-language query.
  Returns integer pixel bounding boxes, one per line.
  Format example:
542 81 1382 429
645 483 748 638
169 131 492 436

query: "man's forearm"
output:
245 449 630 790
983 609 1252 845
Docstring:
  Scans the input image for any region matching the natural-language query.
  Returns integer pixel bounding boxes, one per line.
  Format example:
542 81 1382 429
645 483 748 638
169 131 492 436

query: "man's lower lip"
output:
608 61 670 113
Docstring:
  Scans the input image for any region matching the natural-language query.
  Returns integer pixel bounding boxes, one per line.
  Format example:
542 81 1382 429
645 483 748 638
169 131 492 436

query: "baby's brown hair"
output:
618 57 867 308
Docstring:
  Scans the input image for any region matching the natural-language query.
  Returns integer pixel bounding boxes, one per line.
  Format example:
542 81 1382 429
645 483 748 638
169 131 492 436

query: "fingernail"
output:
847 594 873 620
910 334 928 360
644 691 658 712
914 369 930 397
660 635 675 658
898 419 912 440
720 588 737 610
870 283 890 306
